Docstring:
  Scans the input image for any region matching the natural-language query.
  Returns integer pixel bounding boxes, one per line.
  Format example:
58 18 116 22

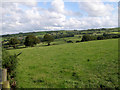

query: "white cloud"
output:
79 2 115 17
51 0 82 17
64 15 117 30
51 0 65 13
22 0 37 7
2 0 119 2
1 1 118 35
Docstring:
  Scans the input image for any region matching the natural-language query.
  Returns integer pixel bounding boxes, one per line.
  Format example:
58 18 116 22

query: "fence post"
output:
2 81 10 88
2 69 10 89
2 69 7 82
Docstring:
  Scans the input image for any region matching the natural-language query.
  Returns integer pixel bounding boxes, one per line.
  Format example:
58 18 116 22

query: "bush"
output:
81 35 90 42
112 35 119 38
81 33 120 42
3 45 9 49
103 33 108 37
78 36 82 38
81 35 97 42
2 49 22 87
76 40 81 43
67 40 73 43
53 34 74 39
97 35 105 40
2 49 20 74
105 35 112 39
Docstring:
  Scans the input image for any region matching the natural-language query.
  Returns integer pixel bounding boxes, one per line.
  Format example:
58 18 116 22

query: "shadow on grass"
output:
6 46 26 50
6 42 68 50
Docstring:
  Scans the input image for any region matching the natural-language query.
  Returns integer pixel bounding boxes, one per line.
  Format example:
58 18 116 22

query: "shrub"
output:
112 35 119 38
2 49 20 74
81 35 97 42
105 35 112 39
103 33 108 37
78 36 82 38
2 49 22 87
53 34 74 39
76 40 81 43
3 45 9 49
81 35 90 42
97 35 105 40
67 40 73 43
91 35 97 40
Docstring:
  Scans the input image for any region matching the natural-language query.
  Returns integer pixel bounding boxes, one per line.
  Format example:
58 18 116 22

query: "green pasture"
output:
8 38 119 88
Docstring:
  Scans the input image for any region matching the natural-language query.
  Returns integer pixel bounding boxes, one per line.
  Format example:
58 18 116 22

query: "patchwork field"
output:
8 39 119 88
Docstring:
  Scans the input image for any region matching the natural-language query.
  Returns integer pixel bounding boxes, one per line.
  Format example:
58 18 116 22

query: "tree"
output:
43 34 54 46
103 33 108 37
97 35 105 40
9 37 20 48
81 34 92 42
81 34 97 42
24 35 40 47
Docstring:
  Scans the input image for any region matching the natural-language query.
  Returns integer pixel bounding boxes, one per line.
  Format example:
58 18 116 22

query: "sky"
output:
0 0 119 35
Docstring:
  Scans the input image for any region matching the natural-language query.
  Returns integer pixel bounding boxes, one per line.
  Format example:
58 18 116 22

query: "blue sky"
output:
36 2 118 17
1 0 118 35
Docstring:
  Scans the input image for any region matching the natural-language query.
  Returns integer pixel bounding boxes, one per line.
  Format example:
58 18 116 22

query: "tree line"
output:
2 33 120 49
81 33 120 42
5 34 54 49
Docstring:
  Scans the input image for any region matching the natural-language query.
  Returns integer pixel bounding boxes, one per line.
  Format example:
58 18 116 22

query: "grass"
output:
109 32 120 34
8 39 119 88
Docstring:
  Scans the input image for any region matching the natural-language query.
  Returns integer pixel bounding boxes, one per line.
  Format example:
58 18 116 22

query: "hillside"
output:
8 39 119 88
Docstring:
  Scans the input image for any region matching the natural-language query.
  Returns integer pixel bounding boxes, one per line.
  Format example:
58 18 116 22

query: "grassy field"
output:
8 39 119 88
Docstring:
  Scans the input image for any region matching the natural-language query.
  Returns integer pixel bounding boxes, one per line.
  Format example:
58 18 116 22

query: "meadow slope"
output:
9 39 119 88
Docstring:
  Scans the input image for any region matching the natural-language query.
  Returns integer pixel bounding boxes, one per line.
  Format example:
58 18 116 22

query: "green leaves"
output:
2 49 20 73
24 35 40 47
9 37 20 48
43 34 54 46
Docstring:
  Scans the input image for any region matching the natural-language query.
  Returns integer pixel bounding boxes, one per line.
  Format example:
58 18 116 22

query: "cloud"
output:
51 0 65 13
64 15 117 30
51 0 82 17
63 0 119 2
22 0 37 7
1 1 118 35
79 1 114 17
